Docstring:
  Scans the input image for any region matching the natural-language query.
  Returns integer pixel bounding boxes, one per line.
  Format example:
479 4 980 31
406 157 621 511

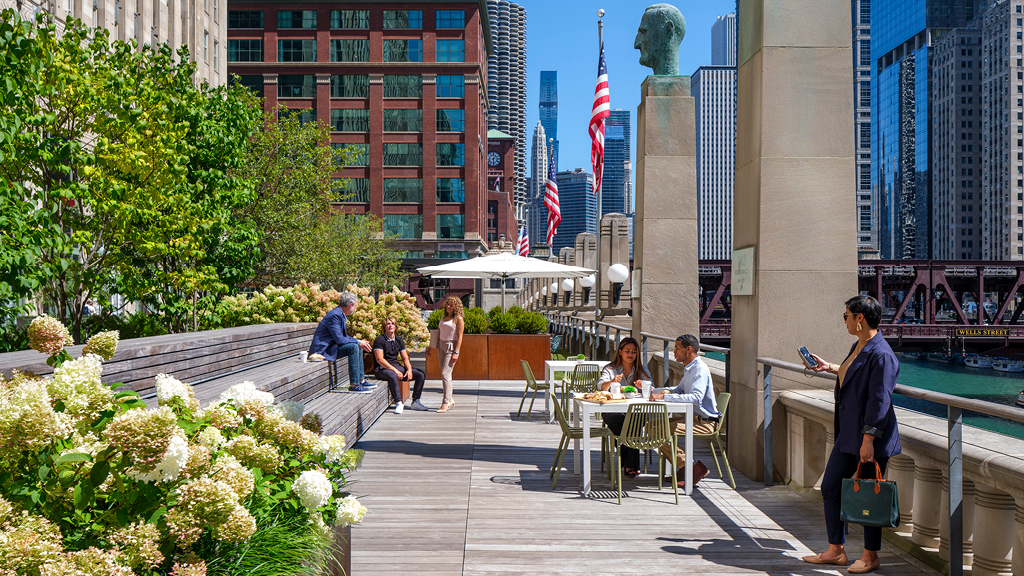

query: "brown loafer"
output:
847 558 879 573
692 460 710 487
801 552 848 566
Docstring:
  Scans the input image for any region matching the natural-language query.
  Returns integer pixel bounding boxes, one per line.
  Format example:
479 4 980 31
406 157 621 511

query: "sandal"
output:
624 468 640 478
438 402 451 413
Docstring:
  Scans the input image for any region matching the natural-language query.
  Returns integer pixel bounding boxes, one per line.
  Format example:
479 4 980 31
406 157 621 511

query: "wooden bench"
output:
0 323 389 442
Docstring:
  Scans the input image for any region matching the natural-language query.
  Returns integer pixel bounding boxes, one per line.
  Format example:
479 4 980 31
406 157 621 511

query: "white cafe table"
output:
571 396 693 496
543 360 609 423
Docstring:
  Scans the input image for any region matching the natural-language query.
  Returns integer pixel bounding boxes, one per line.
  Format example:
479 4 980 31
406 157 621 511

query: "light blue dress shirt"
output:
659 356 721 418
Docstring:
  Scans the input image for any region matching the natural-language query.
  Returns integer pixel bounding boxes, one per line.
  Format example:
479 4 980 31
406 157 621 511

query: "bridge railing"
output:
759 356 1024 576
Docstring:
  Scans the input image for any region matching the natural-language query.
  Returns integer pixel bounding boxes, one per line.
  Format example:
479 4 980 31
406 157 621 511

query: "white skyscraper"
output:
693 65 736 260
487 0 528 208
526 121 548 249
710 13 736 67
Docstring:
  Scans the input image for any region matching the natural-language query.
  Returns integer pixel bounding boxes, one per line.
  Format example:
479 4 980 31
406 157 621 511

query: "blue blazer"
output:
308 307 358 362
833 331 901 458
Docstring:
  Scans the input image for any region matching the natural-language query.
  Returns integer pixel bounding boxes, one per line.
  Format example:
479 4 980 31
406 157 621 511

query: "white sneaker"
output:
394 402 404 414
410 400 428 411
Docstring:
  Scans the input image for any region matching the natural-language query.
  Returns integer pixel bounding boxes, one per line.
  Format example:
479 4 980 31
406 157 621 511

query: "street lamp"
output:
608 263 629 306
550 282 559 306
561 278 574 305
579 274 596 305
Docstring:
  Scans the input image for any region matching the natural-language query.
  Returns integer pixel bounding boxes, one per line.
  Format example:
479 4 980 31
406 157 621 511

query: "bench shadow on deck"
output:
349 380 941 576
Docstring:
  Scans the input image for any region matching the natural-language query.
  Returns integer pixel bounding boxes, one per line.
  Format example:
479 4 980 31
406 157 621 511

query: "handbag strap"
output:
851 461 885 494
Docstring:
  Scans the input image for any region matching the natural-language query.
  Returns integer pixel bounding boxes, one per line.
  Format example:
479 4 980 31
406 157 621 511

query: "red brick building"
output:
226 1 499 264
486 129 516 245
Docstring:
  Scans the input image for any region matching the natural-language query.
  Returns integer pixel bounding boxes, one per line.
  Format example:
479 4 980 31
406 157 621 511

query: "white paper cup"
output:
610 383 621 395
641 381 652 399
299 352 308 363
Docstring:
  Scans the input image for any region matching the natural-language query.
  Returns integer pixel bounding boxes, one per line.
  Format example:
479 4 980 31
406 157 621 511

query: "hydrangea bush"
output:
0 319 367 575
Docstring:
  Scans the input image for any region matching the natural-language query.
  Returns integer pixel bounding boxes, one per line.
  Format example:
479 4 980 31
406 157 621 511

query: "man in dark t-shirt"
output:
372 317 426 413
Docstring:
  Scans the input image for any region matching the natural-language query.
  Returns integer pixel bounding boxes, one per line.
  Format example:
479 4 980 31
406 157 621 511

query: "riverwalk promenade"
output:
348 379 940 575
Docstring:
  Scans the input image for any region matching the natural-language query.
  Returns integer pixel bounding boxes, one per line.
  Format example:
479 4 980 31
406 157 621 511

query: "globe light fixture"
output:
608 263 629 305
561 278 574 305
578 273 596 305
549 282 559 306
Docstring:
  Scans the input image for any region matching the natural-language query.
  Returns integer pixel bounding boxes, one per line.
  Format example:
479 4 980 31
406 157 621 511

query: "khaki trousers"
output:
658 415 717 470
438 340 455 404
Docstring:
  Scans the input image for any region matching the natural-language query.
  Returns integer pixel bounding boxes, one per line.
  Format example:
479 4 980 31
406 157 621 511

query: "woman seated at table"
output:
598 337 651 477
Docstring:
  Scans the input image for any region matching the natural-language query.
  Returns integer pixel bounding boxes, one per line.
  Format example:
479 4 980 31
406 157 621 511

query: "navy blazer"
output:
308 307 358 362
833 331 902 458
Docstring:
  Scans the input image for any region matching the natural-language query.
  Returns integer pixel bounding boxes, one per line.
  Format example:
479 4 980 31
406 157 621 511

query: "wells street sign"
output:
955 327 1011 338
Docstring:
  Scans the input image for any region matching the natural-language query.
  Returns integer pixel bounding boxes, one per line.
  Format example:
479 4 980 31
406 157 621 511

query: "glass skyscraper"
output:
602 109 631 216
871 0 982 258
539 71 558 170
551 169 596 253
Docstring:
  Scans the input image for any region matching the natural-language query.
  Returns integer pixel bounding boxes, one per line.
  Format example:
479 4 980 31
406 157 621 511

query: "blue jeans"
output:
338 342 365 386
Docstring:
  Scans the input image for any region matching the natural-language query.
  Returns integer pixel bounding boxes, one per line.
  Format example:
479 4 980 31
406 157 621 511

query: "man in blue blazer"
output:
308 291 373 393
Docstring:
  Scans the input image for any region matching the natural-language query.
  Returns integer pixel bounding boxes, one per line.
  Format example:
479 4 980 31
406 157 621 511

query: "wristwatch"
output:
453 351 460 355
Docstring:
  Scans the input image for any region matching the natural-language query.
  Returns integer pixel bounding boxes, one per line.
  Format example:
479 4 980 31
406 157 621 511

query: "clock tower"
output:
486 130 516 249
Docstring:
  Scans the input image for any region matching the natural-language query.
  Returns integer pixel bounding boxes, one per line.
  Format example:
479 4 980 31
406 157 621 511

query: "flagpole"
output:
595 9 604 318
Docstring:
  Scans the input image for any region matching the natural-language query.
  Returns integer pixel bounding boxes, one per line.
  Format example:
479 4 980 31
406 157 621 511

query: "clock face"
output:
487 151 501 167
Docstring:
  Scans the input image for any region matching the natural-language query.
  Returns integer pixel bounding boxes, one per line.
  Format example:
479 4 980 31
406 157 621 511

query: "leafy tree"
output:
239 106 406 292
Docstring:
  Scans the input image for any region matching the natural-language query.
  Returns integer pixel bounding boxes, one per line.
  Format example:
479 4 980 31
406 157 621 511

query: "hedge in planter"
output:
0 317 368 575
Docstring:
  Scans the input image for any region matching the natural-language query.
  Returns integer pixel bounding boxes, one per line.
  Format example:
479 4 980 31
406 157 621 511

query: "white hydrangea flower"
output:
47 354 111 416
131 434 189 484
196 426 225 448
219 381 275 408
270 400 304 422
292 470 333 511
333 495 367 527
155 374 193 406
318 435 347 464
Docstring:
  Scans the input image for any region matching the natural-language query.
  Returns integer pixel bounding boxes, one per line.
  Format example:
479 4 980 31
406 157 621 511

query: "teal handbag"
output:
840 461 901 528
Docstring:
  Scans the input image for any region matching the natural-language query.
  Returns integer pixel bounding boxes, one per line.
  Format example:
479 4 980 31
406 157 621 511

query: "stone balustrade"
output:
780 389 1024 575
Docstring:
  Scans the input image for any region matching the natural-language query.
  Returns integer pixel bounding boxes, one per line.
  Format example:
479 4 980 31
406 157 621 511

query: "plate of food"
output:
621 385 639 399
579 391 627 403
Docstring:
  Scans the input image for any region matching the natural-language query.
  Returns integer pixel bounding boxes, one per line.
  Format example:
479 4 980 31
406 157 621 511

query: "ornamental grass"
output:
0 319 367 576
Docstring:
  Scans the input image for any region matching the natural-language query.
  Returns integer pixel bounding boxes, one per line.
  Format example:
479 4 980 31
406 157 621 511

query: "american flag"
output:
515 224 529 256
544 154 560 246
589 44 610 197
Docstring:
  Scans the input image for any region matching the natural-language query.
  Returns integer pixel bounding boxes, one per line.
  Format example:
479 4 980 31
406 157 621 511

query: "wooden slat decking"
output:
349 379 943 575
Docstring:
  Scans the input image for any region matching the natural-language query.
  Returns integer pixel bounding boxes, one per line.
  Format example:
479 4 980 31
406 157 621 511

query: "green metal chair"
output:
558 364 601 416
516 360 550 421
692 392 736 489
549 396 615 490
551 353 567 381
613 403 678 504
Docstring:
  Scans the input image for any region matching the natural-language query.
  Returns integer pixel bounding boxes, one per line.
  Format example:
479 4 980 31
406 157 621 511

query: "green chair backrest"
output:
551 394 575 437
521 360 538 390
712 392 731 433
561 365 601 415
618 403 671 450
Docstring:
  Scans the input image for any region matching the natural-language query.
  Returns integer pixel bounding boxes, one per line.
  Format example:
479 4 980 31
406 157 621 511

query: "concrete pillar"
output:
912 466 942 549
1013 497 1024 576
731 0 858 481
939 474 975 567
888 454 916 531
785 413 828 489
631 76 698 340
597 213 631 317
972 485 1013 576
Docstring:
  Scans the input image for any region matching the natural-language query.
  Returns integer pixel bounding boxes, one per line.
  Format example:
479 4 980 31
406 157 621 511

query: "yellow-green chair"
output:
613 403 678 504
549 397 614 490
692 392 736 489
517 360 550 421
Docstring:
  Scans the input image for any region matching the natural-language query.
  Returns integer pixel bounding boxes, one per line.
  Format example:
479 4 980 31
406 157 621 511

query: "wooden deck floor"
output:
349 380 942 576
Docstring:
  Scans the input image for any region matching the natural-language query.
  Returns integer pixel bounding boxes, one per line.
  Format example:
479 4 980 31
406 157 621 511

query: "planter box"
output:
486 333 551 380
424 333 550 380
424 334 489 380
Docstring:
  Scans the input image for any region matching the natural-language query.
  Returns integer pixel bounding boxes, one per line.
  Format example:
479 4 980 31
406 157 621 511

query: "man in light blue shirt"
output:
650 334 721 488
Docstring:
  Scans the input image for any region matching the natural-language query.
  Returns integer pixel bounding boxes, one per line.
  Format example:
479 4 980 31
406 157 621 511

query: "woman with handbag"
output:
801 295 901 574
425 296 464 413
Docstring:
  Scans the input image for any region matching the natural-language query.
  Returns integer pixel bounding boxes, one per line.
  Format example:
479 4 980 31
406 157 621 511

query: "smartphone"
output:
797 346 818 368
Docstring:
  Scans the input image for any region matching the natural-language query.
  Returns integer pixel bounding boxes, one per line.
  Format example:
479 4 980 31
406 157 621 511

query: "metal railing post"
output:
763 364 773 486
949 406 963 576
662 340 670 387
604 326 611 359
724 351 731 438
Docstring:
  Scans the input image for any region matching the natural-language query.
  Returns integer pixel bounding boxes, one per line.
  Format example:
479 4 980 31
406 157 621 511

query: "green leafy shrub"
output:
426 308 443 330
463 308 489 334
516 311 549 334
0 323 29 353
488 312 519 334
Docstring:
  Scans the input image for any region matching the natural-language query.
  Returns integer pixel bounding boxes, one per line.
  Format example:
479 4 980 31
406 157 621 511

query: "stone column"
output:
972 484 1013 576
731 0 858 481
574 233 597 307
631 76 697 339
1013 497 1024 576
939 474 975 568
597 213 631 317
912 466 942 549
888 454 916 532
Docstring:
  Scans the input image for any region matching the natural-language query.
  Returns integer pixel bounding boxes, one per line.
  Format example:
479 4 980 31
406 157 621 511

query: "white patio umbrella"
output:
417 252 596 311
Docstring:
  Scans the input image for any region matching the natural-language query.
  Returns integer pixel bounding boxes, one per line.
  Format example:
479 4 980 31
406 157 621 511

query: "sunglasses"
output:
843 312 859 321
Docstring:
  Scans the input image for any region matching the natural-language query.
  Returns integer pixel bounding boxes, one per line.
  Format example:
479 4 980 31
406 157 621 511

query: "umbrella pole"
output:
501 276 506 312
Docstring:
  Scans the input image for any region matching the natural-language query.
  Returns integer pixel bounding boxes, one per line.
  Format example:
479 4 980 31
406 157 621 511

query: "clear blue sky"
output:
521 0 736 199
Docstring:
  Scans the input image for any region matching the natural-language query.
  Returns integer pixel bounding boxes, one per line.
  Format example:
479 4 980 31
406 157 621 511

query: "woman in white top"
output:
598 337 651 476
425 296 464 412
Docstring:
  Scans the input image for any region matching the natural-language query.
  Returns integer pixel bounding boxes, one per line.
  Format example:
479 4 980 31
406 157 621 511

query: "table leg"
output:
545 366 554 424
572 398 580 474
685 406 693 496
581 405 592 495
